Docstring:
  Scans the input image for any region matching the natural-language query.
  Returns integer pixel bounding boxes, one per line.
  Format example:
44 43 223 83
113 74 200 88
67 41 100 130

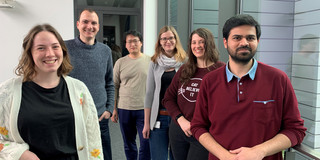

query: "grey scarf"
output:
157 53 183 70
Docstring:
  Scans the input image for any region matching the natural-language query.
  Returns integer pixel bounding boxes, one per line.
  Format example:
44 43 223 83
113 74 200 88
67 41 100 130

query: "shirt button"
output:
240 91 243 94
239 82 242 85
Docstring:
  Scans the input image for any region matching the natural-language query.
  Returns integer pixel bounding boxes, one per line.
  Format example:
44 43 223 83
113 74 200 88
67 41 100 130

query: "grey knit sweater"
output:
65 37 115 116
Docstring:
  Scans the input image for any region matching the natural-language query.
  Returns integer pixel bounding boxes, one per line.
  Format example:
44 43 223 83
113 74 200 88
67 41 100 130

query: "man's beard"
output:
228 46 256 64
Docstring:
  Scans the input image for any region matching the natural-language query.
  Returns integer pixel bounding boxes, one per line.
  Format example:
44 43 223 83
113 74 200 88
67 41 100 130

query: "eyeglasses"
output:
160 36 175 42
126 39 140 44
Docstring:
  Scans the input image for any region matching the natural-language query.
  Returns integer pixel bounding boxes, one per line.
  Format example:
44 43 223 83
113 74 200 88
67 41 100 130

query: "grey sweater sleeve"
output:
105 47 115 114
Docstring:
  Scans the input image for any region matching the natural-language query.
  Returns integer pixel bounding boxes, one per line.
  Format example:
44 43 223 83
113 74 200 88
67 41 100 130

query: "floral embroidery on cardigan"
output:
90 149 101 159
80 93 83 105
0 143 3 151
0 127 8 138
0 143 9 152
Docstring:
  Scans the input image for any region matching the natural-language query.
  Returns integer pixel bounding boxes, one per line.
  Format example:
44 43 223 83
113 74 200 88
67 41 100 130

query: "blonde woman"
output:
143 26 187 160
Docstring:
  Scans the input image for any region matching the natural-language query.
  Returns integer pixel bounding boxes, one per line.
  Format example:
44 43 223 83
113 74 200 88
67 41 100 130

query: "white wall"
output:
0 0 74 83
143 0 157 56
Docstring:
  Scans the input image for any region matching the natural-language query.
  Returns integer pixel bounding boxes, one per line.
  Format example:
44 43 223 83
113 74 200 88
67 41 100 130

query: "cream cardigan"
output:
0 76 103 160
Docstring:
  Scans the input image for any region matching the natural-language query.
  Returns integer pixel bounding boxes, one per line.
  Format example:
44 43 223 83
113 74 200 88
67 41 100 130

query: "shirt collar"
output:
226 58 258 82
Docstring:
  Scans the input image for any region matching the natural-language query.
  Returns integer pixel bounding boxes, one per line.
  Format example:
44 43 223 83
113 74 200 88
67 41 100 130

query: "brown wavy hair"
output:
179 28 219 84
15 24 73 82
151 26 186 63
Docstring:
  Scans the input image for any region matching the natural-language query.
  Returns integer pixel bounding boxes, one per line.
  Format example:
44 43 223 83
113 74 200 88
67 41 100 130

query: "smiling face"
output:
32 31 63 76
77 10 99 44
191 33 205 60
160 31 176 57
224 25 259 64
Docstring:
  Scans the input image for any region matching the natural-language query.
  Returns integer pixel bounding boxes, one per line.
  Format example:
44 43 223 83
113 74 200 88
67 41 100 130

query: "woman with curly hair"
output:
162 28 225 160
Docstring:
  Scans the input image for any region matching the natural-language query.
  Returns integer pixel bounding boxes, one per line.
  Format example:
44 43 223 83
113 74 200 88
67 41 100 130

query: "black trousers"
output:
169 121 208 160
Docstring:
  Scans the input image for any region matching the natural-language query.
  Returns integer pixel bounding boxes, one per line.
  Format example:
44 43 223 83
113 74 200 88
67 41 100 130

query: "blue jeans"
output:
118 109 150 160
149 115 174 160
99 118 112 160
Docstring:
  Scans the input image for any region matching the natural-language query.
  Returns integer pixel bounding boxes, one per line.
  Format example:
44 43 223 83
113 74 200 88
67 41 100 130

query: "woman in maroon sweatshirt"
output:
162 28 225 160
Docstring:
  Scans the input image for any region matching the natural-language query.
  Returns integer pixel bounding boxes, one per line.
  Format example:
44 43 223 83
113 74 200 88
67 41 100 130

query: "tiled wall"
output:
242 0 294 77
293 0 320 152
191 0 219 39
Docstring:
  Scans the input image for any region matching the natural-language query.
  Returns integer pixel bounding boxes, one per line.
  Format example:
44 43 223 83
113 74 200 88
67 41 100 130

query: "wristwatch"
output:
175 113 183 121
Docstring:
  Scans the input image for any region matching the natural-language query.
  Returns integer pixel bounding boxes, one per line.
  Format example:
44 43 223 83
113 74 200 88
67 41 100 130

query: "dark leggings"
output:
169 121 208 160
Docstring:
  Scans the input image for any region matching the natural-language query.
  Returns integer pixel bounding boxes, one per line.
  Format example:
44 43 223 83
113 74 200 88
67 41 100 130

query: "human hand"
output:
19 150 40 160
142 124 150 139
111 109 118 123
99 111 111 121
230 147 265 160
177 116 192 137
222 153 237 160
220 153 237 160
